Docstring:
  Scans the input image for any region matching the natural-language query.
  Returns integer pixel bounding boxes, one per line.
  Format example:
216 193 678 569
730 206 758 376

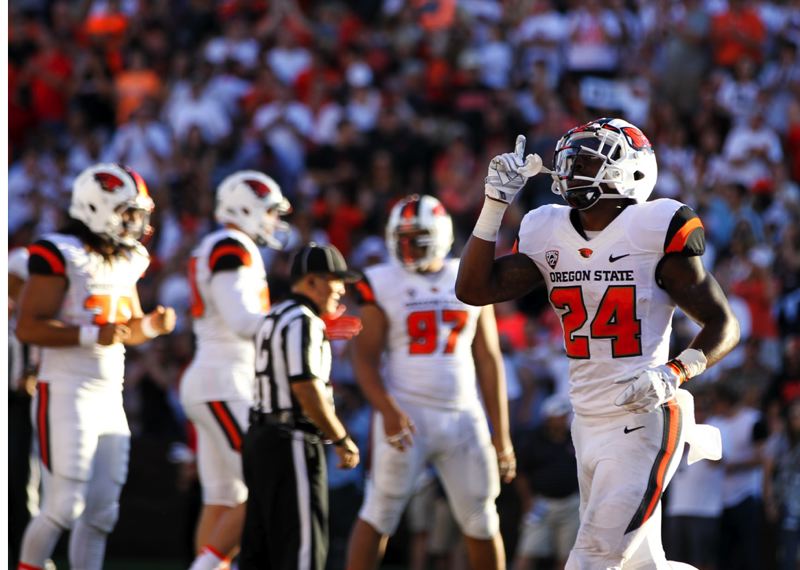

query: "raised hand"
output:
484 134 547 205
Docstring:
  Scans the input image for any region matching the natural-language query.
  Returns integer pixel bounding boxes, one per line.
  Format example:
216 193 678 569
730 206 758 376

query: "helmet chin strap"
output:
563 184 627 210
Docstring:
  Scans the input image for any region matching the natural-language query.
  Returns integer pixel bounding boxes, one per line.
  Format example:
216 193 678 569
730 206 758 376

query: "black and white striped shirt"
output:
253 294 333 426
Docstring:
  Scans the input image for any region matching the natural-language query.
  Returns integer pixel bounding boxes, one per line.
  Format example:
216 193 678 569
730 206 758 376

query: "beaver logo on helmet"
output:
94 172 125 193
244 179 272 198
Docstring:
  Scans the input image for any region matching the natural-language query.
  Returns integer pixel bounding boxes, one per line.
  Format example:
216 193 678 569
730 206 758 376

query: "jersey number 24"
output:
550 285 642 358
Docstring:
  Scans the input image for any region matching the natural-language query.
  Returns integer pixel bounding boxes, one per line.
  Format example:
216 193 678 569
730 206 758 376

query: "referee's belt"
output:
249 409 322 438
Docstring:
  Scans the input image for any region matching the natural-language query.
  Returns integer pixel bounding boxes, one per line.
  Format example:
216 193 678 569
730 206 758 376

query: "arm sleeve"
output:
208 270 266 338
352 275 377 306
209 238 252 272
285 315 326 382
28 240 67 277
663 205 706 256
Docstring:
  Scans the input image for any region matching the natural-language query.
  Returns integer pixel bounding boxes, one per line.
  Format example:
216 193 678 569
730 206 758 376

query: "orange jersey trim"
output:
208 245 251 271
28 244 66 275
37 382 51 471
665 218 703 254
208 401 243 452
355 280 376 304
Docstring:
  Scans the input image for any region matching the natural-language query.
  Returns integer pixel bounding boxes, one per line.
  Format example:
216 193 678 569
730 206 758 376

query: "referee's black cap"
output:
290 243 361 283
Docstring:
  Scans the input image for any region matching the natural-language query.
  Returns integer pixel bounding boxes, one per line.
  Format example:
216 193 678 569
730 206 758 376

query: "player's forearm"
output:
687 309 740 369
292 380 348 441
456 236 502 306
476 360 513 450
16 318 81 347
355 367 401 417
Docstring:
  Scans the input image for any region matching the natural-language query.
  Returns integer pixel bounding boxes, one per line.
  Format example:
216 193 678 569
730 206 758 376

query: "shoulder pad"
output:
28 239 67 277
209 237 252 273
664 204 705 256
353 274 377 305
517 205 564 256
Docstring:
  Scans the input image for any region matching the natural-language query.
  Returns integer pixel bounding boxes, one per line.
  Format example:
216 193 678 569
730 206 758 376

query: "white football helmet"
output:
215 170 292 248
386 194 453 271
69 163 154 247
549 117 658 210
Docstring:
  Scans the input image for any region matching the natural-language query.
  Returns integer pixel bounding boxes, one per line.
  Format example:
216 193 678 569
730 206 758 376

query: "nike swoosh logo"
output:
623 426 645 434
609 253 631 263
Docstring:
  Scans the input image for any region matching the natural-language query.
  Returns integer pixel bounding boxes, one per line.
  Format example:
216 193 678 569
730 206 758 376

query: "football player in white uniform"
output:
345 195 516 570
456 118 740 569
180 170 291 570
16 163 176 570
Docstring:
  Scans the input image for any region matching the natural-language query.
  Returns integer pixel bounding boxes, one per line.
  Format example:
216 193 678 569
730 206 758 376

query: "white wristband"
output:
141 315 160 339
79 325 100 347
472 198 508 242
675 348 707 380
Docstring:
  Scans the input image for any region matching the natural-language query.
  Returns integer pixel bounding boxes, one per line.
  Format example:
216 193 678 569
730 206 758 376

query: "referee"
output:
240 243 361 570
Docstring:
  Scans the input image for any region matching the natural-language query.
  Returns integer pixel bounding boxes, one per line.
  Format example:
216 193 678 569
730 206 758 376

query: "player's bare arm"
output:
352 303 415 450
457 134 547 306
125 287 176 345
456 245 544 306
16 274 129 346
291 379 360 469
658 254 740 367
472 304 516 483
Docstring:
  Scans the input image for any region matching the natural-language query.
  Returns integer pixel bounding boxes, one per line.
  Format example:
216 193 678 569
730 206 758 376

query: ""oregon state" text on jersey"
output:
549 269 635 283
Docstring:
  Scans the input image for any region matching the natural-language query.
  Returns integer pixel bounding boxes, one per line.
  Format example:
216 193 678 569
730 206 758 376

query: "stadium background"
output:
7 0 800 568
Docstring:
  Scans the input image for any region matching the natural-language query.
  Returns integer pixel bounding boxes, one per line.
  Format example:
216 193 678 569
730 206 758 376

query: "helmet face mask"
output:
69 164 154 247
386 195 453 272
215 171 292 248
550 118 657 210
112 203 152 246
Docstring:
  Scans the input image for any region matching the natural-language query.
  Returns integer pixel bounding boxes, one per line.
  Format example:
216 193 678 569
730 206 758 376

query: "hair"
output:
59 218 135 260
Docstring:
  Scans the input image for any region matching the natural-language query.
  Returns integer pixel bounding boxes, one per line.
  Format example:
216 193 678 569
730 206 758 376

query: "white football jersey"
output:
357 259 482 409
517 199 705 417
187 228 269 367
29 233 150 392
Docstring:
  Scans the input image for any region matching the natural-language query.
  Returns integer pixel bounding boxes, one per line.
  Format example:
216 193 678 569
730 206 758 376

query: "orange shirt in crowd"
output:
30 48 73 122
114 69 162 124
711 7 766 67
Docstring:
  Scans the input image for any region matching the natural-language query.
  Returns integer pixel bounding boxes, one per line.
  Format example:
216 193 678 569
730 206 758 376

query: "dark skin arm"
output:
16 274 129 347
351 303 416 449
658 254 740 367
472 305 516 483
455 236 545 306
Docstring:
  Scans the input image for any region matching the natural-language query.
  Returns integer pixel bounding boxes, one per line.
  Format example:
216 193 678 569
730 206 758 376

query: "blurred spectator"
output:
714 381 769 570
564 0 623 77
204 14 259 70
763 399 800 570
710 0 766 69
166 74 232 145
113 48 162 125
664 384 724 570
104 98 172 186
512 395 578 570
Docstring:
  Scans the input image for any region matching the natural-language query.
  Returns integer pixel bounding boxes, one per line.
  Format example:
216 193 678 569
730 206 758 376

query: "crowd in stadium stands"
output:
8 0 800 568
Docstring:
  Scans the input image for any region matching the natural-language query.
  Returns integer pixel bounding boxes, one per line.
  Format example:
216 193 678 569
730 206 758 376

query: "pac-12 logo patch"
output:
545 250 559 269
579 248 593 258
